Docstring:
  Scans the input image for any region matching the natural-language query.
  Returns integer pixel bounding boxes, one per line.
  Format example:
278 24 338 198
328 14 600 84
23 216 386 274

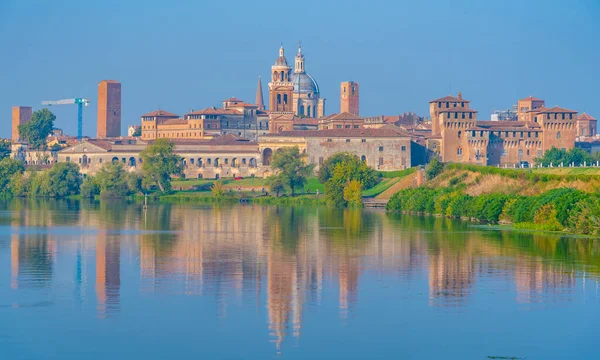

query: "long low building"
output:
58 126 426 178
259 126 426 171
58 136 266 179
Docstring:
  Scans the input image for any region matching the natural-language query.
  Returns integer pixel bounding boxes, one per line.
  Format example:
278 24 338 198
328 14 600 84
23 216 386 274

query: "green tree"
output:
343 180 363 207
317 152 356 183
35 162 82 197
80 175 100 198
267 174 286 197
133 127 142 137
425 157 444 180
325 156 378 206
0 157 25 196
140 139 182 192
535 147 594 167
211 181 225 197
271 147 314 197
94 162 136 198
0 141 11 160
18 109 56 149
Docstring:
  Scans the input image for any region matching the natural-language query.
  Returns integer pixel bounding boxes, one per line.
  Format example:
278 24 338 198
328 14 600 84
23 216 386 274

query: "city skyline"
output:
2 0 599 138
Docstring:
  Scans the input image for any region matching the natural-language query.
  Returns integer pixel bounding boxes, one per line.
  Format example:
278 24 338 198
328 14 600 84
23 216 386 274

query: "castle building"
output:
340 81 359 116
435 93 578 166
97 80 122 138
12 106 32 142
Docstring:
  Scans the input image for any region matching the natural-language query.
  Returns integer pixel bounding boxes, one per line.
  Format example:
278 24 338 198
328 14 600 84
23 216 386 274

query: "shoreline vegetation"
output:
386 160 600 237
2 139 600 237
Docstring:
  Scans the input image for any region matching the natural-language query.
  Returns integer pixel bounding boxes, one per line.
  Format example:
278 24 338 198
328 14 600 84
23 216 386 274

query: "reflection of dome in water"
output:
292 73 319 96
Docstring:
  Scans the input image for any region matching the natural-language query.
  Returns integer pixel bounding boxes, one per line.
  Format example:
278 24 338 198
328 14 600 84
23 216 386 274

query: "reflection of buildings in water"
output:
515 257 576 304
338 255 359 320
267 249 297 352
96 233 120 318
10 232 55 289
428 246 475 306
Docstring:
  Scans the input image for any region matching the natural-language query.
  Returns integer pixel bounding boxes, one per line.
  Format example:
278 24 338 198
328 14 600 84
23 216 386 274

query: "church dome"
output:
292 73 319 96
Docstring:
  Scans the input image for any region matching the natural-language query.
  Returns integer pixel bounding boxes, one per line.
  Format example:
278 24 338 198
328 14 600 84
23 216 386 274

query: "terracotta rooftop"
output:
578 113 596 121
429 95 470 103
148 134 254 146
264 125 412 138
519 96 544 102
326 112 363 121
471 121 542 131
141 110 179 117
438 107 478 113
161 118 188 126
187 108 242 115
293 117 320 125
223 97 244 102
535 106 577 114
85 139 114 150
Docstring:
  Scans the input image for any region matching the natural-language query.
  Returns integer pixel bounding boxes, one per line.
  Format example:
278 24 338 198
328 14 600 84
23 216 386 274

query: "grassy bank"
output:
387 165 600 236
159 191 326 205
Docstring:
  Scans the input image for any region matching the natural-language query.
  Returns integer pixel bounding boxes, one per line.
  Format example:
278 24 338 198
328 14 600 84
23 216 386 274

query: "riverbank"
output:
386 164 600 236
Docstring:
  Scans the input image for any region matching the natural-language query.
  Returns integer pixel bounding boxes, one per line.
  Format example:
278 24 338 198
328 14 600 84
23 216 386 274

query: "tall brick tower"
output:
97 80 121 138
12 106 32 142
340 81 359 116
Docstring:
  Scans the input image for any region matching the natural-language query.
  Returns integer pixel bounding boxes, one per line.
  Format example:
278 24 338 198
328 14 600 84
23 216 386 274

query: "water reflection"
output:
1 199 600 355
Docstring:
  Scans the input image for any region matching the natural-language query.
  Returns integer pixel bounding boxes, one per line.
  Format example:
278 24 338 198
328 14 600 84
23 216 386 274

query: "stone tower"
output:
12 106 32 142
268 46 294 113
256 76 265 110
97 80 122 138
340 81 359 116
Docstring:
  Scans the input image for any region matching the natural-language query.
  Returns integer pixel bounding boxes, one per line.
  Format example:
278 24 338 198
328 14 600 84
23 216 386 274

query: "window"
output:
353 125 359 129
283 94 288 104
336 125 342 129
520 132 524 138
461 102 465 107
401 145 406 151
556 132 561 139
379 157 384 166
569 113 573 120
319 157 324 165
454 112 458 119
528 132 531 138
472 131 476 137
99 158 102 163
438 102 442 107
469 113 473 119
327 138 332 142
361 155 366 162
457 147 463 155
242 158 247 165
518 149 523 156
346 139 350 143
277 94 281 104
562 113 565 120
361 139 366 143
461 112 465 119
535 132 538 138
501 149 507 156
379 146 384 152
513 132 516 137
538 150 543 156
527 149 530 155
446 102 449 108
345 125 350 129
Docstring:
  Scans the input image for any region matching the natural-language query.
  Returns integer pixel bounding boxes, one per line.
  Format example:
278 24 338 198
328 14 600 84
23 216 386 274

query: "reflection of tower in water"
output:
267 247 298 353
10 231 55 289
96 233 120 318
428 247 475 307
515 256 576 304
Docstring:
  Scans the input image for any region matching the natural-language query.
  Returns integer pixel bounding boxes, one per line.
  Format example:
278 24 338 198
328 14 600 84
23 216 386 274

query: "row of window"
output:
447 112 474 119
184 157 258 168
438 102 466 108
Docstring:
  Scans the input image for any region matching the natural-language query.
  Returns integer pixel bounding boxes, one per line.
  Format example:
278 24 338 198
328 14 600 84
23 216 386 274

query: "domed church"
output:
267 44 325 118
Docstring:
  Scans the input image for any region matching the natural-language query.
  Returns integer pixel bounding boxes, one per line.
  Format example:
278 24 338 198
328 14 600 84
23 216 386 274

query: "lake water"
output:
0 199 598 359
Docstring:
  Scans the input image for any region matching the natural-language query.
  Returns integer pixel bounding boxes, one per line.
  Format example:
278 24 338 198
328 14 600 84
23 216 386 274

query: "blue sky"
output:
1 0 599 137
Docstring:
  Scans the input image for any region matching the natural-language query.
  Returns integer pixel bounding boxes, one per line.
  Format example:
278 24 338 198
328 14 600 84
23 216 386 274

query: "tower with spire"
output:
268 45 294 113
256 76 265 110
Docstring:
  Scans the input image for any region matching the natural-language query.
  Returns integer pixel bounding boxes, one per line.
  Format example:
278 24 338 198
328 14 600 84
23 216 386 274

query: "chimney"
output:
457 92 462 100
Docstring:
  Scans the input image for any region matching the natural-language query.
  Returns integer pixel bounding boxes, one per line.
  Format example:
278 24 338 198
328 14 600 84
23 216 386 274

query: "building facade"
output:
436 93 579 166
97 80 122 138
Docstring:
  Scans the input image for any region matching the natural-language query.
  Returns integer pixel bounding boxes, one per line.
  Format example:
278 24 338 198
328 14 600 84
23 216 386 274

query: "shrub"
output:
343 180 363 207
211 181 225 198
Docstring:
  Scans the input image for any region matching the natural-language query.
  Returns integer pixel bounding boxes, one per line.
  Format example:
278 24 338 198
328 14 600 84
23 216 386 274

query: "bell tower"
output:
268 45 294 113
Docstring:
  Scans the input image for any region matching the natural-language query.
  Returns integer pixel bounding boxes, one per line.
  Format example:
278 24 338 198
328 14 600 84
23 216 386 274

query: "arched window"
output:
556 132 561 139
300 105 304 115
361 155 366 163
190 158 194 165
207 158 212 165
458 131 462 139
283 94 288 104
112 157 119 163
249 158 257 168
457 147 463 156
198 174 203 179
262 148 273 166
214 158 220 167
280 71 284 81
277 94 281 104
307 105 311 117
198 158 203 167
128 157 136 167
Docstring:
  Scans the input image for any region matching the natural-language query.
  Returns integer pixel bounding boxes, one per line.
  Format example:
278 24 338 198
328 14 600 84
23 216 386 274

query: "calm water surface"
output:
0 200 599 359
